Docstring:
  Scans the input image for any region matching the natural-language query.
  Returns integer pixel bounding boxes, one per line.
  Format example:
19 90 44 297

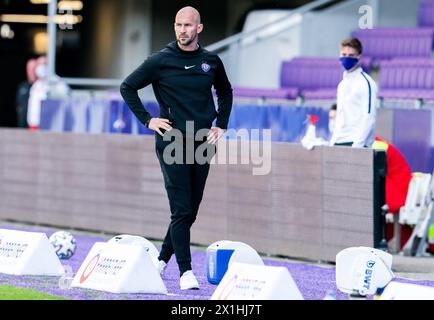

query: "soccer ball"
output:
49 231 77 260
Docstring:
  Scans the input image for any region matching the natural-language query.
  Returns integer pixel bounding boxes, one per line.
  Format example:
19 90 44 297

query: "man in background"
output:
27 56 70 131
16 58 36 128
330 38 377 148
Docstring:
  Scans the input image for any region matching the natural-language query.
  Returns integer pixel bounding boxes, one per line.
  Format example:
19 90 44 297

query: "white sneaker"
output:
152 257 167 276
180 270 199 290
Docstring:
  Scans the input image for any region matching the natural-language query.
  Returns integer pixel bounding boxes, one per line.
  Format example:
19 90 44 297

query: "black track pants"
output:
155 135 215 274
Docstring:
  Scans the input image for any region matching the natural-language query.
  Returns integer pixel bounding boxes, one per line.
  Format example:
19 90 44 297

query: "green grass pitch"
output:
0 284 65 300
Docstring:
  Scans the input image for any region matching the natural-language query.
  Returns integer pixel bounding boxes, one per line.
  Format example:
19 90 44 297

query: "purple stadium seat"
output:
352 28 434 68
233 57 344 101
419 0 434 27
379 58 434 101
280 57 342 100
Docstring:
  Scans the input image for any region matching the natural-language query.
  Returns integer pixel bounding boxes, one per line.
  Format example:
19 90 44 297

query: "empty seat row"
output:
379 58 434 101
233 57 342 101
234 57 434 103
280 58 342 90
352 28 434 67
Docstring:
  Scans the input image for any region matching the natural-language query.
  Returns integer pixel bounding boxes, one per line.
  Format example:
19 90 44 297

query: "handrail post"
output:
47 0 58 79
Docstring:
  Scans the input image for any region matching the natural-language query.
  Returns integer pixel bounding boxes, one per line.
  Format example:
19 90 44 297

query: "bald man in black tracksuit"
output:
120 7 232 290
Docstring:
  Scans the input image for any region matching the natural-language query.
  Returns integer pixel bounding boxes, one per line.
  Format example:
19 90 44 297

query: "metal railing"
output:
206 0 342 53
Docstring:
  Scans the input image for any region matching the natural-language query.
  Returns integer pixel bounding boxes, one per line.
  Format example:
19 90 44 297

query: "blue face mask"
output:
339 57 359 71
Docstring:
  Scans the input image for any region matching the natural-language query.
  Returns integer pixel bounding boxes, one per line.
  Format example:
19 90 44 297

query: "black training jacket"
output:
120 41 233 134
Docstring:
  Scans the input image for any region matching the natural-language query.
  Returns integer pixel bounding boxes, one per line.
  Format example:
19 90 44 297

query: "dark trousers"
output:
334 142 353 147
155 134 215 274
334 142 369 148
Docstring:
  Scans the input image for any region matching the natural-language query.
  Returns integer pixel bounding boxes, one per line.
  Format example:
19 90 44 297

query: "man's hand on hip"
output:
207 127 225 144
148 118 172 136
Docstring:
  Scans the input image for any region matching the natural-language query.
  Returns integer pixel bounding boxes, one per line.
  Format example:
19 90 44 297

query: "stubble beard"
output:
177 33 197 47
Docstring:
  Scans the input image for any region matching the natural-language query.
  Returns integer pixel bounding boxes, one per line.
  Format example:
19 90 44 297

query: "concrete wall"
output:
301 0 368 58
0 129 375 262
84 0 152 79
231 11 303 88
84 0 124 78
118 0 153 79
378 0 420 28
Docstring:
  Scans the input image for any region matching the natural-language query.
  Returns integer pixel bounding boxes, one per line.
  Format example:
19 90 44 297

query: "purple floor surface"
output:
1 225 433 300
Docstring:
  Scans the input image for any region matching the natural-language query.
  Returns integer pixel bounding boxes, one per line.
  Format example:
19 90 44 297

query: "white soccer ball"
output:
49 231 77 260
